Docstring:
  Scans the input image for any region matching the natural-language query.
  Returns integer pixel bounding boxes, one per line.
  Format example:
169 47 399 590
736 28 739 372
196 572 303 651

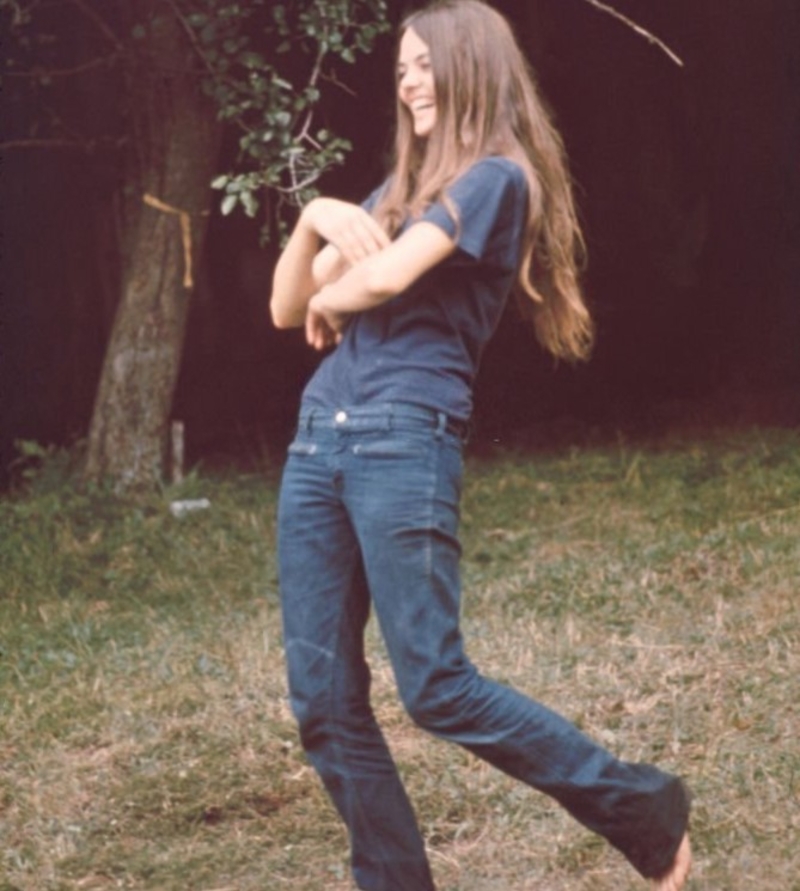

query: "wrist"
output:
310 284 333 313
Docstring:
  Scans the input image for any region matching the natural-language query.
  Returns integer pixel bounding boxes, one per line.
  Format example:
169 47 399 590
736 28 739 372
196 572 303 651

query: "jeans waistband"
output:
298 403 470 440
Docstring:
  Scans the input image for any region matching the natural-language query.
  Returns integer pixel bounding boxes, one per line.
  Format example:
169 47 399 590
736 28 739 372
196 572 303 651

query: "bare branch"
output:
67 0 124 51
162 0 254 137
273 169 322 196
287 43 329 199
0 137 102 151
4 53 118 78
163 0 217 79
578 0 684 67
319 68 358 98
297 44 327 144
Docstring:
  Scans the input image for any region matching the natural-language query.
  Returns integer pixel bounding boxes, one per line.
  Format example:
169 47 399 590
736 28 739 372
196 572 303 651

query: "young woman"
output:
270 2 692 889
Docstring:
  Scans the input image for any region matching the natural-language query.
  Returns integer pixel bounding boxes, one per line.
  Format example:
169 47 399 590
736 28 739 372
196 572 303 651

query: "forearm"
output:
311 254 395 317
269 209 320 329
311 221 456 318
270 197 391 329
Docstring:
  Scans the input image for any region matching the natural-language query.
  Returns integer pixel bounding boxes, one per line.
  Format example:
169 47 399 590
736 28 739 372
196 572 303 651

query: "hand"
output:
305 297 348 351
303 198 390 266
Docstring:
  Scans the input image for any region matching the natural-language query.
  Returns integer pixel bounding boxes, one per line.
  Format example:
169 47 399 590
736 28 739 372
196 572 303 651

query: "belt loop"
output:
435 411 447 439
388 403 394 432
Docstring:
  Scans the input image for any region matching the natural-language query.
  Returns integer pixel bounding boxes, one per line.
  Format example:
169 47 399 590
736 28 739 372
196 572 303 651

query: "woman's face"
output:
397 27 437 138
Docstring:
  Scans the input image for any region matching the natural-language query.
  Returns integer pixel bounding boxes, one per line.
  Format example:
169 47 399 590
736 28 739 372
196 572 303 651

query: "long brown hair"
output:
375 0 593 361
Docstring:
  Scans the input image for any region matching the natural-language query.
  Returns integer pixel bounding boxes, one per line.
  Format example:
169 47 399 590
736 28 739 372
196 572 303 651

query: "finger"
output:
322 325 336 350
335 215 390 264
321 202 388 258
306 307 337 351
313 325 327 351
305 309 323 348
358 213 391 249
356 217 391 255
335 231 371 266
317 319 331 350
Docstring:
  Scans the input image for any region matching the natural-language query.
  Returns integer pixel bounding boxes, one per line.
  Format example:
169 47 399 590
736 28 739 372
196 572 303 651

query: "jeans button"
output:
335 410 347 424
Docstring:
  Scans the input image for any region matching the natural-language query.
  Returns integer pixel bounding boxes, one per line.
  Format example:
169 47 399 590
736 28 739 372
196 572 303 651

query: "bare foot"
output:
652 833 692 890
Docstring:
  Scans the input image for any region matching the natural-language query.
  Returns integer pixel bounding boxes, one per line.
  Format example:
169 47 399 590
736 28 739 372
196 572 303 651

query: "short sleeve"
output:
361 180 389 214
416 157 528 268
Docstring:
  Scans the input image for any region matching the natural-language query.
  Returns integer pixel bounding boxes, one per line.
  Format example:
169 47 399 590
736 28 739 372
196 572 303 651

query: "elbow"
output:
269 290 306 329
270 298 300 330
269 300 287 329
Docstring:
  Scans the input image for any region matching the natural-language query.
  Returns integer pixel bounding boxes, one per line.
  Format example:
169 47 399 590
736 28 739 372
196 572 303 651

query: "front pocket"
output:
287 440 318 456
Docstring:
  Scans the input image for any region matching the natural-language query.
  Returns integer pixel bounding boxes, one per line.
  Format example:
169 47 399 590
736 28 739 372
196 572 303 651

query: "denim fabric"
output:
277 403 689 891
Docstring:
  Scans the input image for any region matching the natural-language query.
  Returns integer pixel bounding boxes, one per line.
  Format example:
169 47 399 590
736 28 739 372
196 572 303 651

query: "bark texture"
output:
84 5 221 490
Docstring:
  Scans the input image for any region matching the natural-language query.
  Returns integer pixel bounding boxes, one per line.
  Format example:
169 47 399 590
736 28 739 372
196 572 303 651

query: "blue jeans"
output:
277 403 689 891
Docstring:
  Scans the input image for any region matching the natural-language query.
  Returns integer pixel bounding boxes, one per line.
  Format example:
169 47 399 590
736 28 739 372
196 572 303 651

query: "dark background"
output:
2 0 798 480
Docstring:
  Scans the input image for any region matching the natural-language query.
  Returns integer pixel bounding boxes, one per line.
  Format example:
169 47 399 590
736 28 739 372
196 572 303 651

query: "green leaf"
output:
241 191 259 218
221 193 238 216
15 439 49 459
240 51 265 69
193 0 390 236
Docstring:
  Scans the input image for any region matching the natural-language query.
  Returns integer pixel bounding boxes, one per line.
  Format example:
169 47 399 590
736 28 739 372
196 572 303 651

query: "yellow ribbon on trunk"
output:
143 193 206 288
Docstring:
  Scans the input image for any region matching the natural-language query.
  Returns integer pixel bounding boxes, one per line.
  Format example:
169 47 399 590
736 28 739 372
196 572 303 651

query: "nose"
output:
399 67 420 95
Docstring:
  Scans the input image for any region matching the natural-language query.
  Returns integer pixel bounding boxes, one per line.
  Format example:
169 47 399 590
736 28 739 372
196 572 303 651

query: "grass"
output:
1 429 798 890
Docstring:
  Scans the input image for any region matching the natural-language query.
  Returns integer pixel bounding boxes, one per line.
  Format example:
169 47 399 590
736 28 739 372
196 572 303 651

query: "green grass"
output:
1 429 799 890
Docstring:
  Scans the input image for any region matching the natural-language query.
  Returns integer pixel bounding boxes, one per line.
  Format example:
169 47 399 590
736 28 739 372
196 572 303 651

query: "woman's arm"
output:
270 198 390 329
312 244 350 289
305 221 457 348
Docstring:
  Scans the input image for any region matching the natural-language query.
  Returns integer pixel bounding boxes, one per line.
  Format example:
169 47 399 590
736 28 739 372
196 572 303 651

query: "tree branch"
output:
273 169 322 196
163 0 218 79
577 0 684 67
162 0 252 136
0 137 110 151
319 68 358 98
4 53 118 78
296 44 326 145
66 0 124 50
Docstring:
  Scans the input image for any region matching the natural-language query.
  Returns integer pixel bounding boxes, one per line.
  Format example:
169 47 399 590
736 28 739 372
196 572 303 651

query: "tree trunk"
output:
84 5 221 490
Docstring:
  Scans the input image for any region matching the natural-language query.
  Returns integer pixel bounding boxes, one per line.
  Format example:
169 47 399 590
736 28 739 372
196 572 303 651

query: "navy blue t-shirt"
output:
302 156 528 421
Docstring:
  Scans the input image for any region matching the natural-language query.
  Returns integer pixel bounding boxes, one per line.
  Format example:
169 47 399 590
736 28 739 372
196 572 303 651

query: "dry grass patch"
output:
1 430 799 890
